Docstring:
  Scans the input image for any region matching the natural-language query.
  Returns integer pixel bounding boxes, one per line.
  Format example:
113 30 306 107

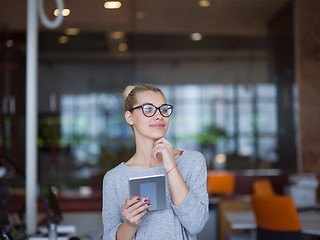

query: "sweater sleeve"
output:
171 151 209 235
102 171 123 240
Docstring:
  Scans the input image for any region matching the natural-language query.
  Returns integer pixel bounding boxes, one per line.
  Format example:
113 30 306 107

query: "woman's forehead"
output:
136 91 166 105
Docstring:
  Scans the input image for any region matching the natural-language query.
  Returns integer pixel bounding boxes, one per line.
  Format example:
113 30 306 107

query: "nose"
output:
154 108 163 119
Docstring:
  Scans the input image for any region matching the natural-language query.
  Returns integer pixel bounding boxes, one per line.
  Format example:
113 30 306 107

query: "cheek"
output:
132 115 148 128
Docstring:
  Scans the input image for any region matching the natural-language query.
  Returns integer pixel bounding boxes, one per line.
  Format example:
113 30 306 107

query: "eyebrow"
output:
141 103 167 106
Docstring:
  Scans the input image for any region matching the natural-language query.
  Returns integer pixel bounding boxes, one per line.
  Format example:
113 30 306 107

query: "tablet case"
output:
129 174 166 211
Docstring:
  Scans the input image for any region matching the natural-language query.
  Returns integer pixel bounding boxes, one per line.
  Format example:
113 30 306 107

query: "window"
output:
38 83 278 185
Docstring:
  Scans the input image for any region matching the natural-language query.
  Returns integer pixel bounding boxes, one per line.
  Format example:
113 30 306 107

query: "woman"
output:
102 84 209 240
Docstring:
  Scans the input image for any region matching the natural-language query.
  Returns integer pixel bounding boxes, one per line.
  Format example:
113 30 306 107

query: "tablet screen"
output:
129 174 166 211
140 182 157 208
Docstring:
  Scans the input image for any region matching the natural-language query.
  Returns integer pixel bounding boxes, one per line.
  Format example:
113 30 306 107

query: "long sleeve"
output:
101 154 209 240
171 151 209 235
102 171 123 240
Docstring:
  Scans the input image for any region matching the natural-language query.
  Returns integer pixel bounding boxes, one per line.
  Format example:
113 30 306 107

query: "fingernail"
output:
144 199 148 202
136 197 141 201
147 203 151 206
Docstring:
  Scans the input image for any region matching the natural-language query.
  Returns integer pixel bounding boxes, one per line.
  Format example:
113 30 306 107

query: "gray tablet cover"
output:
129 174 166 211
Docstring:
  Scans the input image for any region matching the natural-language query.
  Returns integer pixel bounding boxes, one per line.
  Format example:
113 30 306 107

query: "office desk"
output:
225 210 320 236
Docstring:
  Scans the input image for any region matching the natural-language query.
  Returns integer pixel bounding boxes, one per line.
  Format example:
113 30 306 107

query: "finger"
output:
131 202 151 218
152 143 173 159
153 137 167 147
151 144 161 161
154 140 173 153
121 196 141 212
152 147 162 162
126 200 150 222
125 197 149 213
135 207 150 220
151 150 158 162
127 207 150 226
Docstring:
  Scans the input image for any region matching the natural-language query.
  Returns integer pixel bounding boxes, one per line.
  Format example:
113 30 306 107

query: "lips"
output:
150 124 165 129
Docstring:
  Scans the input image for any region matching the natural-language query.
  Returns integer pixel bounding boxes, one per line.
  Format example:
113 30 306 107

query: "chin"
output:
150 131 167 140
152 133 166 139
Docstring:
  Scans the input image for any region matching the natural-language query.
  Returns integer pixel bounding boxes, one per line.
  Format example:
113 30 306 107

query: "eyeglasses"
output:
129 103 173 118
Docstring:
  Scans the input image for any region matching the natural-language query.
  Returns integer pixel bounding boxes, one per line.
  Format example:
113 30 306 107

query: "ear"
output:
125 111 134 126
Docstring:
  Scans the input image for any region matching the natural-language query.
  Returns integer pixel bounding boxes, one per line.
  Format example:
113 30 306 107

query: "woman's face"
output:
126 91 170 141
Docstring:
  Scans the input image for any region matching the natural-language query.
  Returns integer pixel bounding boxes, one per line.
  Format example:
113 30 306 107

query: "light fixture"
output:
118 43 128 52
65 28 80 35
6 39 14 48
104 1 122 9
111 31 125 39
54 8 71 17
190 32 202 41
198 0 211 7
58 36 69 44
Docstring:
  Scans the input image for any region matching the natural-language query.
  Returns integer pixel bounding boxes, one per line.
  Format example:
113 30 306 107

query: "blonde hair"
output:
122 84 165 112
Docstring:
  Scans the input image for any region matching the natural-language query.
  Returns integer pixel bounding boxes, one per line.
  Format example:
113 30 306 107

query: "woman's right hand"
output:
121 197 150 227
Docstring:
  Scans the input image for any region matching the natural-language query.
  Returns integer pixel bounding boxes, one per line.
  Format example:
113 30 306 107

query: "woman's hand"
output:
121 197 150 227
152 137 176 172
116 197 150 239
152 138 189 206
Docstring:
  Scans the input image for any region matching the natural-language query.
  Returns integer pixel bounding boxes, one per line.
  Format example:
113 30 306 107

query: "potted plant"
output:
197 123 226 168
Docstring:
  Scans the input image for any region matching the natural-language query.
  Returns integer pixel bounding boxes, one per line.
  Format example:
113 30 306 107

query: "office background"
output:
0 0 319 238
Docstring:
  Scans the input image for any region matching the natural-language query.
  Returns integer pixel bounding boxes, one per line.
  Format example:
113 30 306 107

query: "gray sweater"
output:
102 150 209 240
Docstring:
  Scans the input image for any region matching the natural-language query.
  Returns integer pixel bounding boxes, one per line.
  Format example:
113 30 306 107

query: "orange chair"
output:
252 179 275 196
207 171 235 195
250 195 302 240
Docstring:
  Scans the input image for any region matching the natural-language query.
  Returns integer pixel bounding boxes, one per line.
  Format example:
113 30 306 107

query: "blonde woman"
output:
102 84 209 240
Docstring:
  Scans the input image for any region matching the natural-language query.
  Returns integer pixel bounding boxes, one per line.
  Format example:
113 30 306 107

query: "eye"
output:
143 105 154 113
161 107 168 113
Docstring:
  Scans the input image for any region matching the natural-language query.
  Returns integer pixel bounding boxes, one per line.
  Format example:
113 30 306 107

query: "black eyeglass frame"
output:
129 103 174 118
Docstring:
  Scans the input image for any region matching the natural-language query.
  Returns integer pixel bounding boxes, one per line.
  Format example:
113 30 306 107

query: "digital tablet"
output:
129 174 166 211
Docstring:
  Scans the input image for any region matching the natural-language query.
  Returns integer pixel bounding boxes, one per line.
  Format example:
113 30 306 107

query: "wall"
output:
295 0 320 180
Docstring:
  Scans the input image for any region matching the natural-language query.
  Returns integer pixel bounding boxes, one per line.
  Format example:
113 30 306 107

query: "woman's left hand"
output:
152 137 176 172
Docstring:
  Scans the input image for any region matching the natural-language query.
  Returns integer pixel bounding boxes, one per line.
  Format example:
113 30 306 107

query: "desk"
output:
225 210 320 236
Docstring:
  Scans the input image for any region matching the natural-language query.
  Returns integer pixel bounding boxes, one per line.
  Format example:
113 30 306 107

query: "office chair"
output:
252 179 275 196
250 195 302 240
207 171 235 195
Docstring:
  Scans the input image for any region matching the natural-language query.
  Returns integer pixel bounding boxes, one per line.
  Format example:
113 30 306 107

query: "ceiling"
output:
1 0 290 36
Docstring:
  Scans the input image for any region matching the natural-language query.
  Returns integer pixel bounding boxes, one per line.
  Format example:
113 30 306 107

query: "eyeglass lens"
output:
142 104 172 117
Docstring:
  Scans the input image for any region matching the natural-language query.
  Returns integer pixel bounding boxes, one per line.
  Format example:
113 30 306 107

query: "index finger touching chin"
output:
154 137 168 146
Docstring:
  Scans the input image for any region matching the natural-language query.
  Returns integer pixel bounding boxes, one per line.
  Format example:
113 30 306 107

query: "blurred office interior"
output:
0 0 320 239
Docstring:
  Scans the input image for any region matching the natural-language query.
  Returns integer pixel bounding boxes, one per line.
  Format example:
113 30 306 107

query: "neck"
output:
130 137 158 168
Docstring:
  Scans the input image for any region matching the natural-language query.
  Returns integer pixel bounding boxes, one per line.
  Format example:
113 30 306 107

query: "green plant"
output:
197 123 226 146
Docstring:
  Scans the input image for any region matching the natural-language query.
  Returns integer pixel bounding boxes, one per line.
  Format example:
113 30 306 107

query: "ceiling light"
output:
6 39 14 48
104 1 122 9
62 9 71 16
198 0 211 7
54 8 71 16
118 43 128 52
111 31 125 39
58 36 69 44
65 28 80 35
190 32 202 41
